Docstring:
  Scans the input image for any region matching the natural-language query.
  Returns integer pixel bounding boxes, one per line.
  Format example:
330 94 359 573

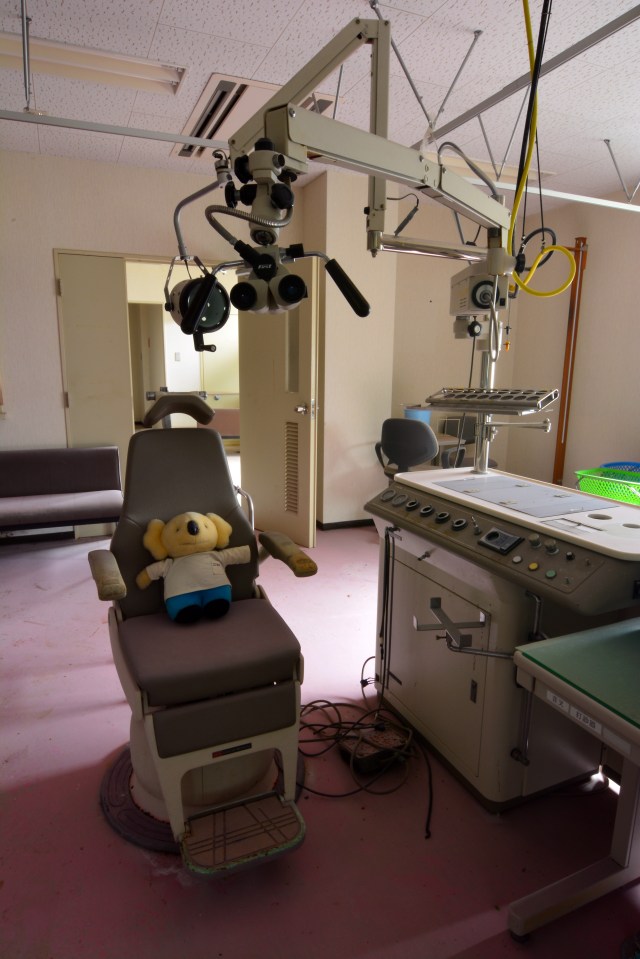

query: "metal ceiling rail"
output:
427 4 640 142
0 108 227 151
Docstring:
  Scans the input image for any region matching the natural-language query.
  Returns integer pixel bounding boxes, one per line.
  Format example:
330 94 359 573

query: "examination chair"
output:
88 394 315 875
375 417 439 479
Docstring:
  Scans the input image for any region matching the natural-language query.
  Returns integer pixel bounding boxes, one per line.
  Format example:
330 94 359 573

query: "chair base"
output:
100 745 306 874
130 714 277 822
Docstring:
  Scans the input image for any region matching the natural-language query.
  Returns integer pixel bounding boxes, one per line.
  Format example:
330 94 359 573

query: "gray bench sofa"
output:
0 446 123 533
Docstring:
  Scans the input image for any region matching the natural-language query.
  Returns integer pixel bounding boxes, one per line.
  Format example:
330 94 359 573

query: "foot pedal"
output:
180 791 305 876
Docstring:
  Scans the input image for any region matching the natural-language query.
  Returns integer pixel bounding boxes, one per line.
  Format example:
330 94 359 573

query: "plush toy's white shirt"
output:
143 546 250 599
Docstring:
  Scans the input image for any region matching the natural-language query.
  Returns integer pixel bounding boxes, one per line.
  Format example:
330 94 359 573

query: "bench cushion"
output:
0 490 123 530
0 447 121 497
118 597 301 708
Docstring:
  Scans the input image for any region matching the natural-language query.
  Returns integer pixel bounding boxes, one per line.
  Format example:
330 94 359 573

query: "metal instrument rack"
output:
425 387 559 416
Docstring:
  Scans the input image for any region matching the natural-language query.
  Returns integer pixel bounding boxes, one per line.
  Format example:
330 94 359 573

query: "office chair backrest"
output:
111 427 259 620
376 417 438 473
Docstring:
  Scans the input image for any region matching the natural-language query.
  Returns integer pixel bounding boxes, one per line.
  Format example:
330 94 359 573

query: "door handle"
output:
294 404 309 415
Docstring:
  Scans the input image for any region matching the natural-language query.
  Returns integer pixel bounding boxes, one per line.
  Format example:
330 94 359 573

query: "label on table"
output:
546 690 602 735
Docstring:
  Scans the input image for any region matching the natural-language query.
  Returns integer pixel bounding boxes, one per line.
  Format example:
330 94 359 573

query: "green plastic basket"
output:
575 464 640 504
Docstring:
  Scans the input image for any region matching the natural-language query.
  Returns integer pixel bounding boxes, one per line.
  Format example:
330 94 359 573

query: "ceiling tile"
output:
252 0 425 87
158 0 307 47
6 0 165 57
30 73 137 124
0 0 637 206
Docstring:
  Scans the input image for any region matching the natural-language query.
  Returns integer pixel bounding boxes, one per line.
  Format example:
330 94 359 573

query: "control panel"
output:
365 481 640 615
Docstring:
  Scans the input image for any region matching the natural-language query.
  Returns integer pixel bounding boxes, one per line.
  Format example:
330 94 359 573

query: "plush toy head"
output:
143 511 232 560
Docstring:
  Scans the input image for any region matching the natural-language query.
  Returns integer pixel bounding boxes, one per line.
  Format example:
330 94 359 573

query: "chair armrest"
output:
258 532 317 577
88 549 127 601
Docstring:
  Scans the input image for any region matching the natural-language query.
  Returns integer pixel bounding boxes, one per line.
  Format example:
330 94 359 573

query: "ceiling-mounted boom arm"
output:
228 17 512 270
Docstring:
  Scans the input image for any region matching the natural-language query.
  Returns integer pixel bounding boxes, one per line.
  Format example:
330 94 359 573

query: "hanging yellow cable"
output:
508 0 576 298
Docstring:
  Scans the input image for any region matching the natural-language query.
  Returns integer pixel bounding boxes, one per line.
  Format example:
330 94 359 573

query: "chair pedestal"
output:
128 716 276 826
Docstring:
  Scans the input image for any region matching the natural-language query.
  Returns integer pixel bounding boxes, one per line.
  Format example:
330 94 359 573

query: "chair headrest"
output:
142 393 214 428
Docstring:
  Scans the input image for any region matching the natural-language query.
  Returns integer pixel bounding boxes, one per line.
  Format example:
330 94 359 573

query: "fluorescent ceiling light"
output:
0 32 184 94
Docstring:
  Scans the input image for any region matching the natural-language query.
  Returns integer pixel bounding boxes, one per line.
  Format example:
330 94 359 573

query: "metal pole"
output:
369 0 433 128
20 0 32 111
433 30 482 129
604 139 640 202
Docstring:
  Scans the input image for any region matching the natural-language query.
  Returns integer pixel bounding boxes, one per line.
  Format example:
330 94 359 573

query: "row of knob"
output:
380 488 578 561
380 489 469 530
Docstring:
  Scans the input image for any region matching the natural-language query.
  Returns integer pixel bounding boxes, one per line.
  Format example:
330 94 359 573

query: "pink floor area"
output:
1 525 639 959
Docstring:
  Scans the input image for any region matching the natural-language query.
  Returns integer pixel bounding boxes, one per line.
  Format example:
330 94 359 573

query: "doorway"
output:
56 251 318 545
125 260 241 437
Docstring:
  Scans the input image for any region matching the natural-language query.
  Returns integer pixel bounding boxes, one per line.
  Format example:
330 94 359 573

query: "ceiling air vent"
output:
176 74 336 159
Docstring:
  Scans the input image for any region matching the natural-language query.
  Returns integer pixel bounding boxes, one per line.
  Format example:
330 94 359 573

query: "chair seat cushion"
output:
119 597 301 707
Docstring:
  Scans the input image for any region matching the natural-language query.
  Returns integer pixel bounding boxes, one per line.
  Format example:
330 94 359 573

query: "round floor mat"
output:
100 746 179 853
100 746 305 855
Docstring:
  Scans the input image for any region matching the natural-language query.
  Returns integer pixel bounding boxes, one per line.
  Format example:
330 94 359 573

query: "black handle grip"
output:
325 259 370 317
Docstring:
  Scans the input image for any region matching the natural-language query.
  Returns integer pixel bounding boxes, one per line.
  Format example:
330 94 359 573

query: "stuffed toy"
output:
136 511 251 624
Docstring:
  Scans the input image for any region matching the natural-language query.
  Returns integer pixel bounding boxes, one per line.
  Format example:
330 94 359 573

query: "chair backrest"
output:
375 418 438 473
111 427 258 620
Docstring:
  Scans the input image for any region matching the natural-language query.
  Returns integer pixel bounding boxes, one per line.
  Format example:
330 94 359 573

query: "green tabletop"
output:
516 618 640 731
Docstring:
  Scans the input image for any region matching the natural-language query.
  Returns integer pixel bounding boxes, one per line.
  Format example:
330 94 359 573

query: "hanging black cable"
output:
512 0 553 254
535 135 545 235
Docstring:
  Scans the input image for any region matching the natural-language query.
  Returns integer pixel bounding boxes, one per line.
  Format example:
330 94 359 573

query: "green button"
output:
545 569 557 579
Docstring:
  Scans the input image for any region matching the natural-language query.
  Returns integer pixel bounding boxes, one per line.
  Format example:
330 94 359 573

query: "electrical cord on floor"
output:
298 699 412 797
297 677 435 837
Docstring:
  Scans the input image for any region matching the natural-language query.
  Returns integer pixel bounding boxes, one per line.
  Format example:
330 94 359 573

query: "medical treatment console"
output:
365 468 640 810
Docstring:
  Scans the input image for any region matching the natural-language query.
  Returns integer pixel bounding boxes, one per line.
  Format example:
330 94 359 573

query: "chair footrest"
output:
180 791 305 875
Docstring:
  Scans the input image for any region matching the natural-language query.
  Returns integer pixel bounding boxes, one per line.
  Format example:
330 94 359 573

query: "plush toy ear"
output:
206 513 232 549
143 518 169 560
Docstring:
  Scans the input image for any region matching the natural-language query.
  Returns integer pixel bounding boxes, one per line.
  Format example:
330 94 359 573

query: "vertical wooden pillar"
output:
553 237 588 486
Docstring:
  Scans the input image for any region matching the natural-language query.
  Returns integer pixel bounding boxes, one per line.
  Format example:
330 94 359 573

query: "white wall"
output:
304 170 398 524
507 196 640 485
0 150 303 451
0 152 236 449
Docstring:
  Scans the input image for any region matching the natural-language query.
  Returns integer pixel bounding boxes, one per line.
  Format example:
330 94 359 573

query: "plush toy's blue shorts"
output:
166 585 231 621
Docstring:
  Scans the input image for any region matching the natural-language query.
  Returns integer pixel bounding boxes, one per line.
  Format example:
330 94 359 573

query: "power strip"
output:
339 726 410 774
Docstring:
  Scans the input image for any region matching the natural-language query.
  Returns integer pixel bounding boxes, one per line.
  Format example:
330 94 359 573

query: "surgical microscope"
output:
165 16 640 814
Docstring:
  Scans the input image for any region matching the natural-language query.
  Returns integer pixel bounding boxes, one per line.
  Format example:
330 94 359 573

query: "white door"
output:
238 257 318 547
56 252 134 471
